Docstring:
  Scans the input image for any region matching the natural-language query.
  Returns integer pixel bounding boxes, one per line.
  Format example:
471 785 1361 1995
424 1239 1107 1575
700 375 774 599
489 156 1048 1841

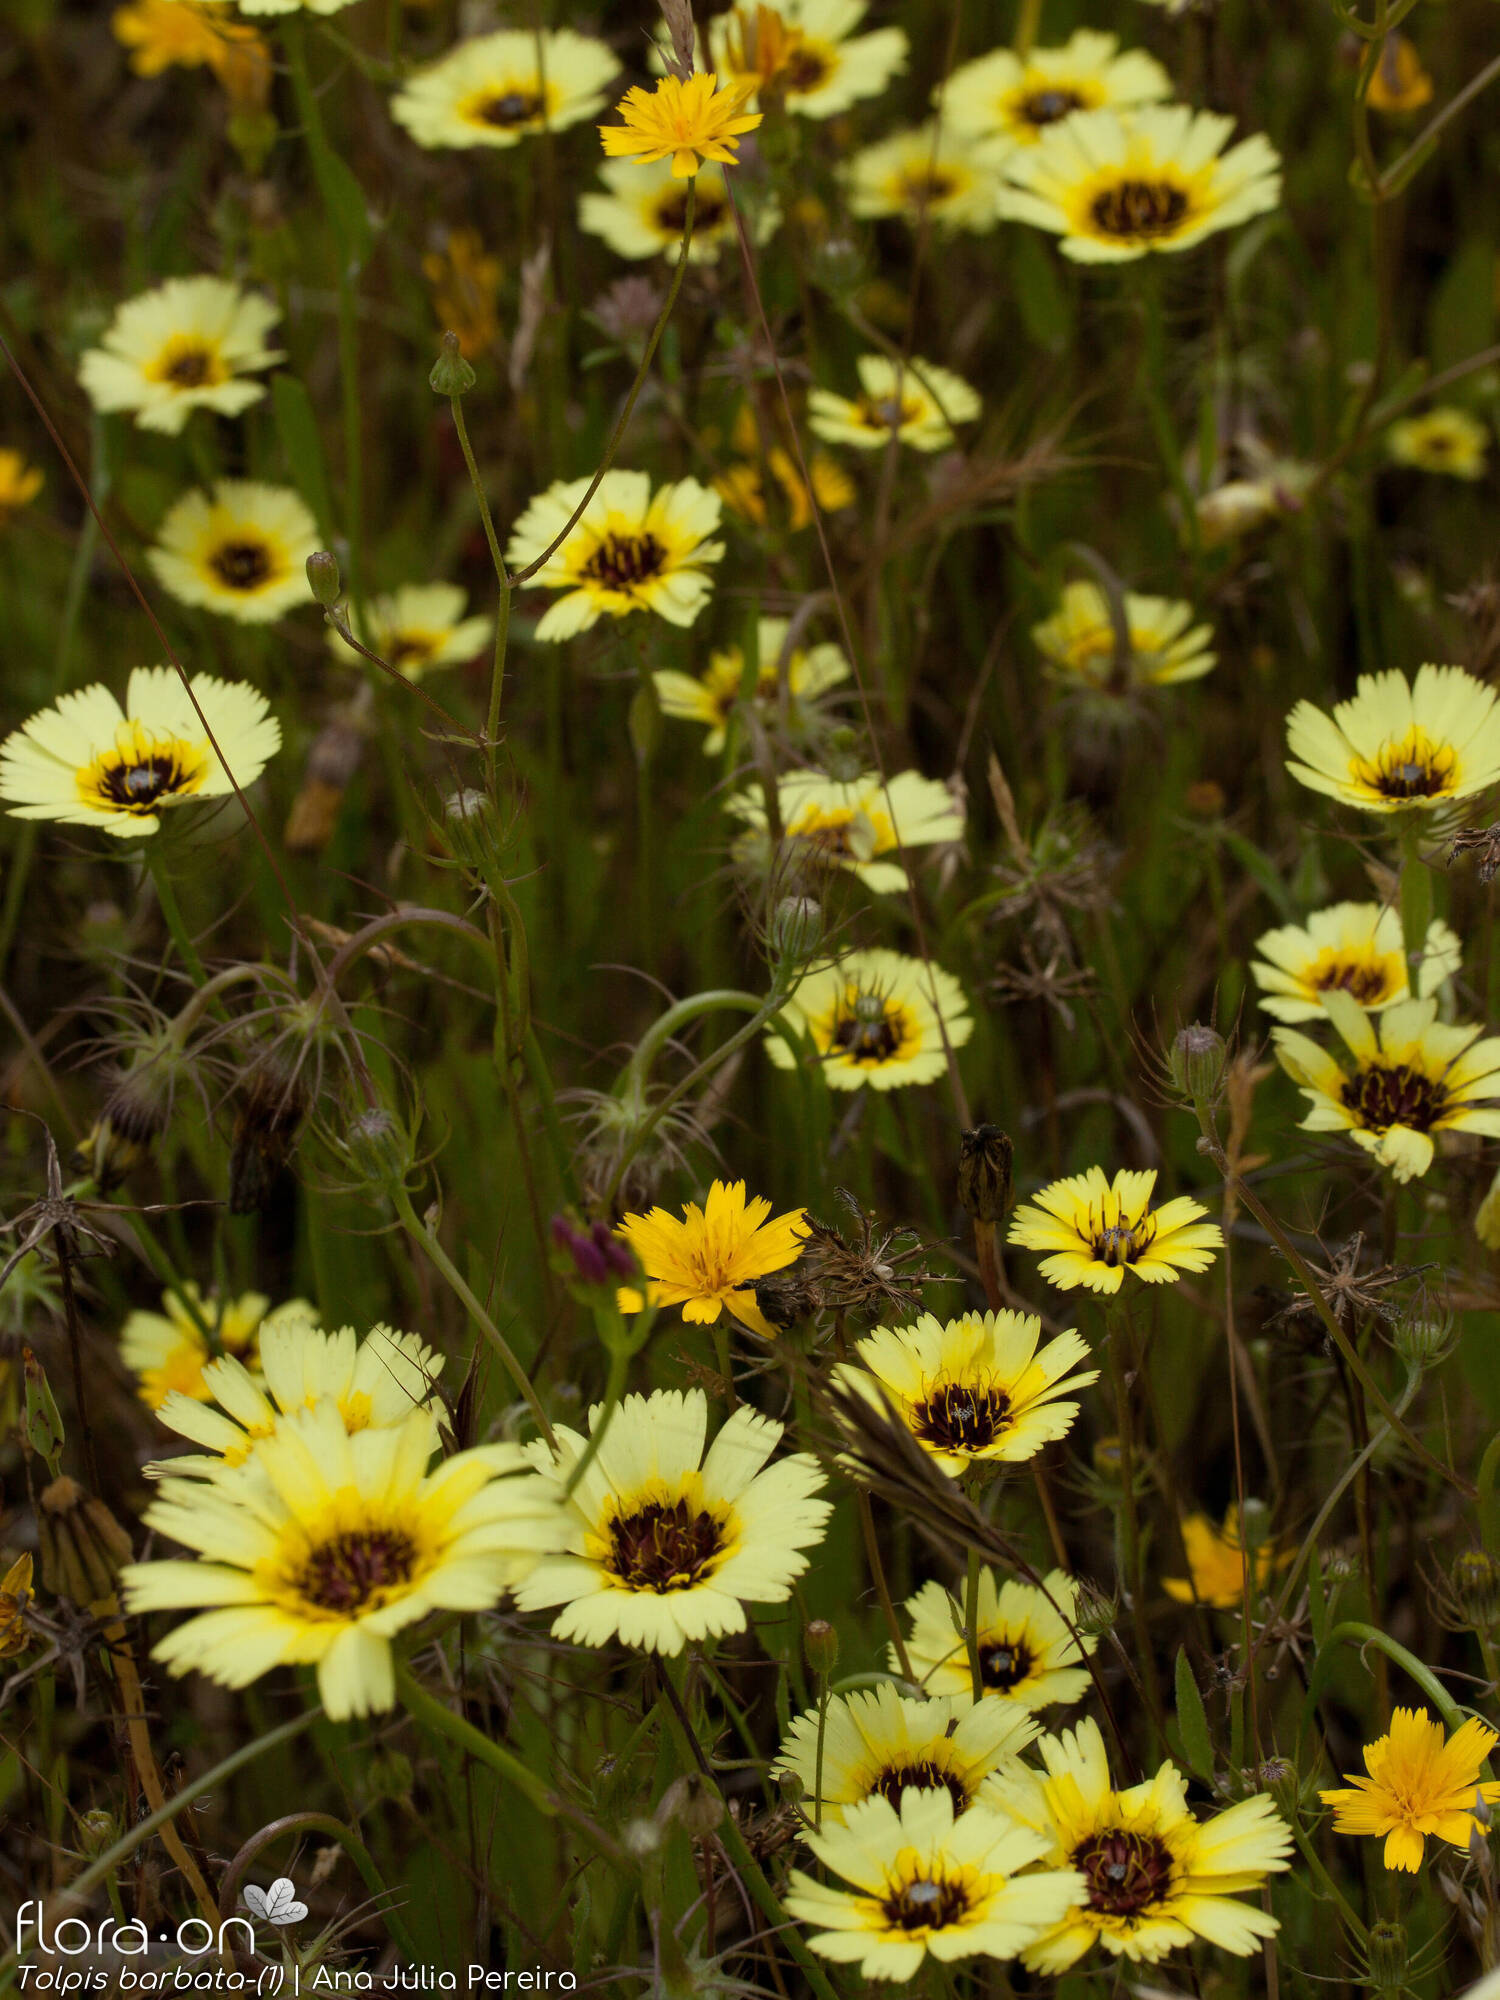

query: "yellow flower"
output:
1367 33 1434 114
1162 1507 1289 1609
774 1683 1040 1825
838 1310 1097 1480
120 1288 314 1411
995 106 1281 261
987 1717 1291 1970
147 1322 444 1478
121 1402 564 1720
148 480 319 624
78 276 282 436
515 1388 830 1655
0 1554 34 1659
1273 991 1500 1183
581 159 773 264
769 947 973 1092
729 768 964 893
0 449 42 526
899 1568 1096 1709
809 355 981 453
0 668 281 841
707 0 908 120
1387 406 1488 480
505 470 723 641
112 0 266 78
422 228 503 358
1320 1710 1500 1872
786 1789 1084 1980
1008 1166 1223 1294
653 616 850 754
714 446 856 529
600 73 763 179
1032 581 1215 691
328 583 493 679
1286 664 1500 814
845 122 1007 232
616 1177 807 1337
938 30 1170 148
1477 1165 1500 1249
1251 902 1461 1023
392 29 618 150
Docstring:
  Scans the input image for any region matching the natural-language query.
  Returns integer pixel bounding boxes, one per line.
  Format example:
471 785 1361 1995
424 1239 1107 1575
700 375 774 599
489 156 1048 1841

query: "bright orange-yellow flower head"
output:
600 72 763 179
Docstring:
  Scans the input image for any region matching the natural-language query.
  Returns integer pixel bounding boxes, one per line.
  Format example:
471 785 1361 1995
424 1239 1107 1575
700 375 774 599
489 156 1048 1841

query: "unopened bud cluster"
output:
550 1213 636 1290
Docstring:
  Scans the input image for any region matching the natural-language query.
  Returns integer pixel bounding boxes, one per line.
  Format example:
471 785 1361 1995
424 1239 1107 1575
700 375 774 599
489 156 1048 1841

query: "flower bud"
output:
1234 1497 1273 1555
1322 1546 1360 1584
38 1477 133 1612
429 329 477 397
1252 1757 1302 1823
340 1103 417 1196
443 787 508 875
957 1125 1012 1224
658 0 696 78
1393 1304 1458 1371
76 1808 119 1857
1092 1435 1123 1481
1367 1920 1408 1996
804 1618 840 1676
360 1749 415 1804
770 894 824 965
1071 1576 1118 1640
551 1213 636 1290
305 550 343 609
822 726 864 784
1169 1023 1228 1107
1452 1549 1500 1632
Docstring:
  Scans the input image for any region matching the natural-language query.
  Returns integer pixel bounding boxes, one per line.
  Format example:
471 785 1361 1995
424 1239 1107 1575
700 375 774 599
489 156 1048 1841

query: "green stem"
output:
1194 1105 1473 1497
511 180 696 585
1288 1813 1370 1950
146 850 208 987
389 1181 555 1445
654 1675 842 2000
0 1711 319 1989
394 1662 626 1867
964 1543 983 1701
1398 810 1432 984
1139 267 1201 565
217 1813 421 1964
445 389 513 802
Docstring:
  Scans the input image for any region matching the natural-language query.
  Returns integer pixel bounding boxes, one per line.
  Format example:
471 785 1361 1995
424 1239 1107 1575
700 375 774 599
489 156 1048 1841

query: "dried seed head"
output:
37 1477 134 1612
751 1257 823 1330
229 1053 310 1215
957 1125 1012 1224
658 0 697 79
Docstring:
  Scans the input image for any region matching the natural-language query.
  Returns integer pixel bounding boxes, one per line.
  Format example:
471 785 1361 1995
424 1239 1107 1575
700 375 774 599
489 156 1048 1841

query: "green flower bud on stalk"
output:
770 894 824 966
1452 1548 1500 1632
1367 1920 1408 1997
804 1618 840 1676
1071 1576 1118 1640
1393 1304 1458 1370
430 329 476 398
306 549 343 609
76 1809 120 1857
1169 1023 1228 1107
341 1103 418 1197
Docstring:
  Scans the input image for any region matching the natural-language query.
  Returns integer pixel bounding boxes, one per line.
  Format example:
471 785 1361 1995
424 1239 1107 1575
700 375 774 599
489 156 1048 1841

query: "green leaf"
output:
1219 828 1297 921
1012 229 1073 354
272 373 336 543
1174 1646 1215 1780
310 140 373 275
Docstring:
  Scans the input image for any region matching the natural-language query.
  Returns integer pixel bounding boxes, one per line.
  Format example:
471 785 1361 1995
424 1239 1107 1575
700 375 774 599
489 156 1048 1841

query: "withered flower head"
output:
1262 1233 1433 1345
38 1477 134 1613
588 276 667 346
1448 824 1500 883
0 1553 34 1659
228 1049 310 1214
957 1125 1012 1224
751 1256 825 1330
788 1189 951 1324
990 945 1099 1031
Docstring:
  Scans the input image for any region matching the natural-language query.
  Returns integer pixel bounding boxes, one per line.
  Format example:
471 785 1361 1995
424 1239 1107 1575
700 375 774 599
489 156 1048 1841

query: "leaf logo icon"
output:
242 1878 309 1926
